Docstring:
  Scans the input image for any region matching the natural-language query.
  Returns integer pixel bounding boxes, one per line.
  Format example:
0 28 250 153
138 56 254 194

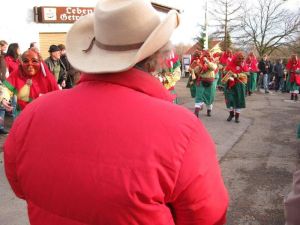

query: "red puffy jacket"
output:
4 68 228 225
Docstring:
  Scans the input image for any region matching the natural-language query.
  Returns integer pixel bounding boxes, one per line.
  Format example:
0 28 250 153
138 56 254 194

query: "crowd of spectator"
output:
0 40 82 135
256 54 300 97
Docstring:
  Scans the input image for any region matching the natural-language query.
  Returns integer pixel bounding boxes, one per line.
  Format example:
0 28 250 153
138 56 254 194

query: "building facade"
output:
0 0 177 59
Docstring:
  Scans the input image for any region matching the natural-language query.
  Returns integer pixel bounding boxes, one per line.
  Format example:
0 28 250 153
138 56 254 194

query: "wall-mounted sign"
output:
34 6 94 23
33 4 180 24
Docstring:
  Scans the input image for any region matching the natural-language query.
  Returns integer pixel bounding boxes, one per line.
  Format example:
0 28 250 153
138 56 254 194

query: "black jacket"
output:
273 63 285 78
258 59 272 74
60 55 74 88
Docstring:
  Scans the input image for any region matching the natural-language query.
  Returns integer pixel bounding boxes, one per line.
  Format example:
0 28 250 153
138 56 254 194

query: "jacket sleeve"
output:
44 58 53 73
269 62 273 74
169 122 229 225
57 59 67 85
258 61 263 73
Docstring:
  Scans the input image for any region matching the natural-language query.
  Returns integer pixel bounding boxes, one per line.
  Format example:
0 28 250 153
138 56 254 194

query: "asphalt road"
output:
0 77 299 225
177 78 300 224
219 91 300 225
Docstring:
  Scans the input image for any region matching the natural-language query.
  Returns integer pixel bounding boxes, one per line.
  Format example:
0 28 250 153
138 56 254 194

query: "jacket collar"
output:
78 68 175 102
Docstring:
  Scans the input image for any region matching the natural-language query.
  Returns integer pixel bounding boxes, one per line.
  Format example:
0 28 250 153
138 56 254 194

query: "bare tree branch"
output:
208 0 244 50
240 0 300 57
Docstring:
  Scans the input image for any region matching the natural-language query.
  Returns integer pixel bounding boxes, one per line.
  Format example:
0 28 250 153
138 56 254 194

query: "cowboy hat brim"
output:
66 10 179 74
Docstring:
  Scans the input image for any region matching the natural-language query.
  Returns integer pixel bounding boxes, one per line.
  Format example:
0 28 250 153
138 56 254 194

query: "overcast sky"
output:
156 0 300 45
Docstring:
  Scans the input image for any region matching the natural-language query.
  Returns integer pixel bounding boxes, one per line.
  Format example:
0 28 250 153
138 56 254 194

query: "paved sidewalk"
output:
181 100 251 160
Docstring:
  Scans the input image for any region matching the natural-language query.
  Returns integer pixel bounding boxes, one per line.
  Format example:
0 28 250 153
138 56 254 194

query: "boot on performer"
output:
227 111 234 122
235 113 240 123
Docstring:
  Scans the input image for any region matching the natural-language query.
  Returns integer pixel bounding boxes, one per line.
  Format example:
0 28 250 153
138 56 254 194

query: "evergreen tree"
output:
220 31 232 51
209 0 243 51
194 25 207 50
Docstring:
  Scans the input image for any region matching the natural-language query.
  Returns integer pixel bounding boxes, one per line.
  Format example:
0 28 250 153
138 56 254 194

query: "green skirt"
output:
247 72 257 92
290 81 299 92
224 82 246 109
170 89 179 104
186 76 196 98
195 78 218 105
217 71 224 88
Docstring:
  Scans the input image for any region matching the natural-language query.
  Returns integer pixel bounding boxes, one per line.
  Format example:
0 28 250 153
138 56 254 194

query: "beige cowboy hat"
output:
66 0 180 74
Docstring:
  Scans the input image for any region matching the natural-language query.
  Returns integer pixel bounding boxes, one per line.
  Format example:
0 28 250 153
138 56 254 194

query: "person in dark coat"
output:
273 59 285 92
44 45 67 89
258 54 272 93
58 44 76 88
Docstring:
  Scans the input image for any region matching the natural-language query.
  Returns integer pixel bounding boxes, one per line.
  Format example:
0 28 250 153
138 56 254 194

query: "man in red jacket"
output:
4 0 229 224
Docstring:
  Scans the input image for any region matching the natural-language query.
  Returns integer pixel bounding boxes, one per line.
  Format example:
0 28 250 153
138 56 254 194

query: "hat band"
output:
83 37 144 53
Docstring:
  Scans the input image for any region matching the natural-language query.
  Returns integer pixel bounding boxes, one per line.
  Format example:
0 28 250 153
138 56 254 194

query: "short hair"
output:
134 41 173 72
29 42 37 48
0 40 8 47
57 44 66 51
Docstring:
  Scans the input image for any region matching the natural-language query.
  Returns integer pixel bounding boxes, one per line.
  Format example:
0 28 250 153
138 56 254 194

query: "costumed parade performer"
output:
286 54 300 101
245 52 258 96
3 49 59 116
222 52 248 123
190 50 218 117
219 49 233 68
186 50 201 98
144 44 181 103
218 49 233 91
158 48 181 103
212 52 223 91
